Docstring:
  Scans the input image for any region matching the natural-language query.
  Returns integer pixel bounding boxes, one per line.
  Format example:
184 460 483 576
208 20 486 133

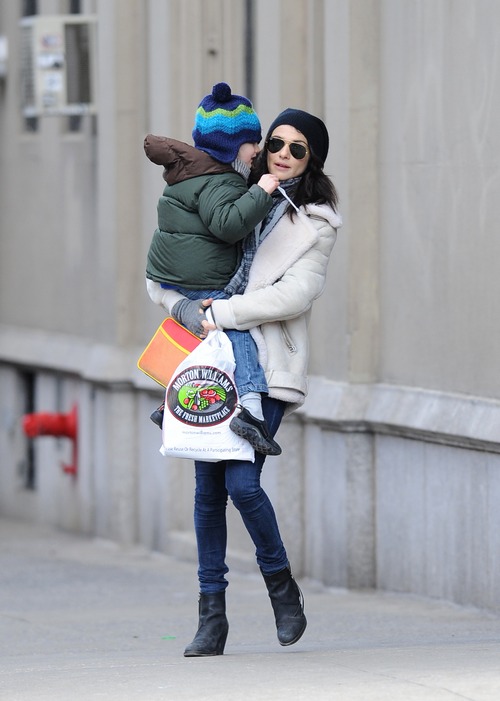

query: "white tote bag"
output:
160 324 255 463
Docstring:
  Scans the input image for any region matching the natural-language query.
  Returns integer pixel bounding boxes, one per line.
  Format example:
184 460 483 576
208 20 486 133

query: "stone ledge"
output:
2 323 500 451
0 323 157 390
300 378 500 453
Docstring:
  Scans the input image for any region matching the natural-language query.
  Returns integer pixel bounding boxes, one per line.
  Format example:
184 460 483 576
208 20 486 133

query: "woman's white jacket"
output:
211 203 342 413
146 203 342 414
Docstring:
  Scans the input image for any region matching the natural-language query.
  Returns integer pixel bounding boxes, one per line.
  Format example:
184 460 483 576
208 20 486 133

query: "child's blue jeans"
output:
172 287 268 396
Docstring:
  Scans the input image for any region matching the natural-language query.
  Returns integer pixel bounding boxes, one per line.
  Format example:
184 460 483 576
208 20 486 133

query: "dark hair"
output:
249 146 339 217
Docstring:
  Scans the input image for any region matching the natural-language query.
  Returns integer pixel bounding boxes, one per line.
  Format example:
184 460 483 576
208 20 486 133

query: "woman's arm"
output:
211 219 337 330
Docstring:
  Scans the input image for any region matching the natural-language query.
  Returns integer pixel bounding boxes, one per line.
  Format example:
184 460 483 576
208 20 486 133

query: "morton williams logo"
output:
166 365 238 426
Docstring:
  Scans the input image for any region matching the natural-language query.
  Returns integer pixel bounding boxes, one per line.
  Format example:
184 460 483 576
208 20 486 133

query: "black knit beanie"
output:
266 108 329 165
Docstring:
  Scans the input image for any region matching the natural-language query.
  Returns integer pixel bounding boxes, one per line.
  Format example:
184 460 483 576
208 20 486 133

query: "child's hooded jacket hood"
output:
144 135 234 186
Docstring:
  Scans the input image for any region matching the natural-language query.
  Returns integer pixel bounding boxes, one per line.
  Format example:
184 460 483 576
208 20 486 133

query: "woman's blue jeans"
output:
194 396 288 593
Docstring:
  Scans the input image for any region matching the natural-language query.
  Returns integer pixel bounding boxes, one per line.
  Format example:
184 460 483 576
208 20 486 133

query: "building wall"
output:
1 0 500 611
378 1 500 397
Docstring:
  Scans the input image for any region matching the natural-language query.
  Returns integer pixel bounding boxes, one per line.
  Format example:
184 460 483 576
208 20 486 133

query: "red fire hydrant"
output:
22 404 78 475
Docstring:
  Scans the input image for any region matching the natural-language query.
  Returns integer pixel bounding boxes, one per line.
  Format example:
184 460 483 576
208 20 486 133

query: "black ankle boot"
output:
262 566 307 646
183 591 229 657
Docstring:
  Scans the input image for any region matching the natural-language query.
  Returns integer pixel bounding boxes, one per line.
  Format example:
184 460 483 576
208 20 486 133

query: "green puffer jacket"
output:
145 135 273 290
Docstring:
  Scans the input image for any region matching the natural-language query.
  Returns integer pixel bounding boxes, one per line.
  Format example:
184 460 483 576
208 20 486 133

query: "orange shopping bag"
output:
137 317 201 388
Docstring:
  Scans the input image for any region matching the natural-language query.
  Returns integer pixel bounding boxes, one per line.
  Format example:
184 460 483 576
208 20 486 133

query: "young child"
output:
145 82 281 456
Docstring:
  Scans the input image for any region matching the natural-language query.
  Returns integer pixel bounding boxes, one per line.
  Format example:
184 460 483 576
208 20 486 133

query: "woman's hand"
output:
200 298 217 333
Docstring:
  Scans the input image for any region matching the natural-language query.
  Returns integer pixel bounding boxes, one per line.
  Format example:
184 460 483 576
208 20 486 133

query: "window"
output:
67 0 82 130
19 15 97 119
22 0 39 131
22 0 38 17
19 371 36 490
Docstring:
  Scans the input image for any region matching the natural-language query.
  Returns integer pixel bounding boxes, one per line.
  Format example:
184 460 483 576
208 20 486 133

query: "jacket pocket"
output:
280 322 297 354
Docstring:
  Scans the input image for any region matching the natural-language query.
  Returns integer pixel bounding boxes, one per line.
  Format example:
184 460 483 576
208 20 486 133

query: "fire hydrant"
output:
22 404 78 475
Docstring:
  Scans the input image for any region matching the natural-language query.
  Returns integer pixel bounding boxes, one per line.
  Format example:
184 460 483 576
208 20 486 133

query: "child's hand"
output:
172 298 212 337
257 174 280 195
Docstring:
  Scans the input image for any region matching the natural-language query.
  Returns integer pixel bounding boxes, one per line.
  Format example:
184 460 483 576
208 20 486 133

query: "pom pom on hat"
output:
192 82 262 164
212 82 232 102
266 108 330 165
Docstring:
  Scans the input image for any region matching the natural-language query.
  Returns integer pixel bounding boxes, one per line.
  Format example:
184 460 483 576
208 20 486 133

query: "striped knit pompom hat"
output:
192 82 262 164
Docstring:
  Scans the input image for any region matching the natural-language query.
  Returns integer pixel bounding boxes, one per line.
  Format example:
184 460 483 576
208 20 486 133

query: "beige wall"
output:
378 0 500 398
2 0 500 610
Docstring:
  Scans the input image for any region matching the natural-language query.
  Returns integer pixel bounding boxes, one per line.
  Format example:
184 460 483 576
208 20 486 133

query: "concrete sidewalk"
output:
1 518 499 701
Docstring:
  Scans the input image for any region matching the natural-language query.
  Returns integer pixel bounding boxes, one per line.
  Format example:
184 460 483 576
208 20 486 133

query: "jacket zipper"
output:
280 322 297 353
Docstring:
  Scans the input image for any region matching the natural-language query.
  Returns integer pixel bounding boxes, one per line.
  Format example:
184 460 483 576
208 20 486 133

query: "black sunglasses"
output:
266 137 309 160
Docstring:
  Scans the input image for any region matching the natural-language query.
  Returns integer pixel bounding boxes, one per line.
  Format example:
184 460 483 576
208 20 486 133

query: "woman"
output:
155 108 341 656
